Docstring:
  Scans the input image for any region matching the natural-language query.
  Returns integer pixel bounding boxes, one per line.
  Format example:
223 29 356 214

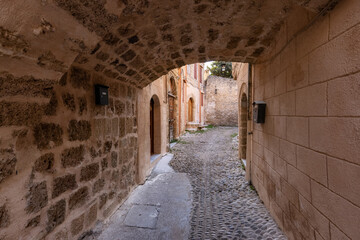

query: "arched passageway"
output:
1 1 358 240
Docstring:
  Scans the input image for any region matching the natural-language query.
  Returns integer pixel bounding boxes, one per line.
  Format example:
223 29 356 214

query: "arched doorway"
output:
168 77 177 141
150 95 161 157
188 98 194 122
239 93 248 160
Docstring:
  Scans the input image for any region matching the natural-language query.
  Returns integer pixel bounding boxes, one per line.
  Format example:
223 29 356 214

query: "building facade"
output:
204 75 238 126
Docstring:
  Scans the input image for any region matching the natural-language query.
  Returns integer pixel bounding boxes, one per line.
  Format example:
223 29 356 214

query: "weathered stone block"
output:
119 117 126 137
70 214 84 236
46 199 66 233
296 83 327 116
328 156 360 207
68 120 91 141
287 165 311 201
0 204 9 228
280 178 299 209
310 117 360 165
328 72 360 116
309 24 360 84
26 181 48 214
297 146 327 186
311 180 360 239
61 145 85 168
99 193 108 209
44 92 58 116
299 195 330 240
0 148 16 183
25 215 40 228
279 92 295 116
78 96 87 116
33 123 63 150
112 118 119 137
289 202 311 239
69 187 88 210
111 152 118 168
126 117 133 134
62 93 75 112
286 117 309 147
279 139 296 166
103 141 112 153
80 163 99 182
34 153 54 173
330 222 350 240
101 157 108 171
93 178 105 194
85 204 97 227
52 174 77 198
69 66 91 90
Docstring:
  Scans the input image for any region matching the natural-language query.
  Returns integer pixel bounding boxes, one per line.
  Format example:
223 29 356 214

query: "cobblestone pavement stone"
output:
170 127 287 240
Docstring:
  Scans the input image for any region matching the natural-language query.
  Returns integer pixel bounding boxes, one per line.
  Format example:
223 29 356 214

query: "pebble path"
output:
170 127 287 240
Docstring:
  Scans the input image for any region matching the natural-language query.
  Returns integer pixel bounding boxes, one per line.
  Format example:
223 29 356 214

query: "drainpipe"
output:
178 68 181 138
246 63 253 183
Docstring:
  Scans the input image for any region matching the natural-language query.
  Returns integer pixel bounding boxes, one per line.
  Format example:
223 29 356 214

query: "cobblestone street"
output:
170 127 286 240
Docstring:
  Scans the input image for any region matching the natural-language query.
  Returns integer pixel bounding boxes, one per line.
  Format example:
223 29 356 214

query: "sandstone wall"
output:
233 63 250 160
137 76 169 182
205 76 238 126
249 1 360 239
0 65 137 239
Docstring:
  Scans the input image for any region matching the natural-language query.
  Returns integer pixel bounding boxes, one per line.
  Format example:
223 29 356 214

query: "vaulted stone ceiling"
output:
0 0 338 88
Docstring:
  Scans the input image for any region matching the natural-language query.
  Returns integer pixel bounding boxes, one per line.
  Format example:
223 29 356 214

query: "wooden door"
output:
150 98 154 154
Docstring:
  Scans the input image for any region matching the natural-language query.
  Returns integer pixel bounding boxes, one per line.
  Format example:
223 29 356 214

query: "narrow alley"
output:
95 127 286 240
171 127 286 240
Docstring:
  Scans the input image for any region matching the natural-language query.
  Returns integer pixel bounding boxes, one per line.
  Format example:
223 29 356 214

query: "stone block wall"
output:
204 75 238 126
250 1 360 239
0 64 137 239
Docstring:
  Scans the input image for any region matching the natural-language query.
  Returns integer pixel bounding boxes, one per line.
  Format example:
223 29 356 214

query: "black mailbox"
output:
253 101 266 123
95 84 109 105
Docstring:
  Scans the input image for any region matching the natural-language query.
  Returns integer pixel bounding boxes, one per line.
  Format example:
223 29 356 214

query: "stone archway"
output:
150 94 161 156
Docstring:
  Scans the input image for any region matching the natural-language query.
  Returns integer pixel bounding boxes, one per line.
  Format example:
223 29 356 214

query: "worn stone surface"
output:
205 76 238 126
34 153 54 173
47 199 66 233
25 215 40 229
0 102 44 126
170 127 286 239
69 187 88 210
52 174 77 198
26 181 48 214
62 93 76 112
0 204 9 228
0 149 16 183
68 120 91 141
93 178 105 194
61 145 85 168
80 163 99 182
33 123 63 150
71 214 84 236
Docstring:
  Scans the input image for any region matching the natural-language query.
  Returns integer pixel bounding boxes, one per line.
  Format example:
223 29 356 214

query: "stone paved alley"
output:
170 127 286 240
95 127 286 240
